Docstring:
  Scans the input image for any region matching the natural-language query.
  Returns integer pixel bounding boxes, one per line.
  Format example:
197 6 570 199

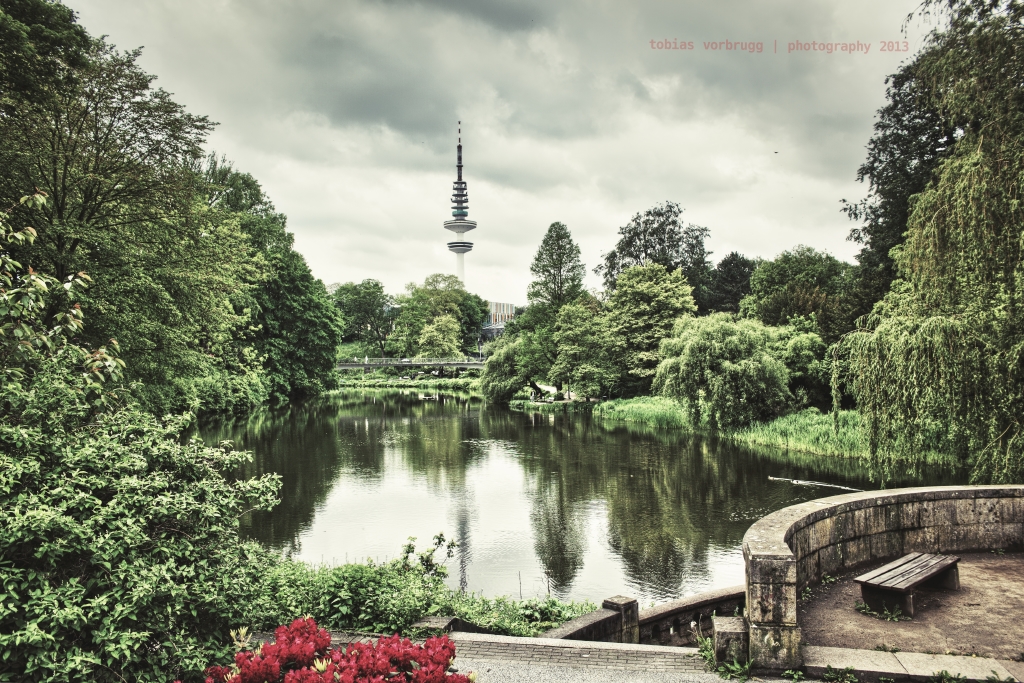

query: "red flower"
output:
199 620 472 683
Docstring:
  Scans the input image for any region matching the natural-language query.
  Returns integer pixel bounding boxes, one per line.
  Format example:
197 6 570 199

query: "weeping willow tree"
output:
843 0 1024 483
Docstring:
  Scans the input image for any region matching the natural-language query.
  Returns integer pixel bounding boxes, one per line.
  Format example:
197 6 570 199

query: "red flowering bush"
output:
201 618 474 683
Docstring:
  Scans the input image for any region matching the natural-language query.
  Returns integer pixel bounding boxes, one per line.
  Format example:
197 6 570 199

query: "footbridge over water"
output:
337 357 484 370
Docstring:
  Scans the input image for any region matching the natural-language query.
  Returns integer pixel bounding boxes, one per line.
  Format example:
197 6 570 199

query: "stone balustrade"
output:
638 585 745 645
742 485 1024 670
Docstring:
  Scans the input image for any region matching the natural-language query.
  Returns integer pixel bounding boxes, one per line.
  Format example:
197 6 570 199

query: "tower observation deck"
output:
444 122 476 281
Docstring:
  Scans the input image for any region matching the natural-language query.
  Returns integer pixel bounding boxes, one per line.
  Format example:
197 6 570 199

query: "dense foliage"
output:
202 156 344 404
740 246 854 344
0 199 280 682
386 275 486 357
417 314 462 358
706 252 758 314
842 55 956 316
843 0 1024 483
548 297 616 400
655 314 828 429
0 0 90 101
331 279 395 357
0 11 341 415
606 263 697 395
594 201 712 309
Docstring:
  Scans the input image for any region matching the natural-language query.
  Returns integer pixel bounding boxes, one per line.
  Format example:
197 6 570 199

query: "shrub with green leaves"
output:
655 315 801 429
0 396 281 682
235 540 595 639
0 198 282 682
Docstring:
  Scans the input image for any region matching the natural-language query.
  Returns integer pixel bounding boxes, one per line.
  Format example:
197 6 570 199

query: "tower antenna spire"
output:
444 121 476 282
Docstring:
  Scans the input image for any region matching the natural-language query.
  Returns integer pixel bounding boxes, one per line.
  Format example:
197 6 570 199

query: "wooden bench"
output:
853 552 960 617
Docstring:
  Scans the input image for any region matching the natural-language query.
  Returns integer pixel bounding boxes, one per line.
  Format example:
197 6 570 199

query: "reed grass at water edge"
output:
593 397 868 458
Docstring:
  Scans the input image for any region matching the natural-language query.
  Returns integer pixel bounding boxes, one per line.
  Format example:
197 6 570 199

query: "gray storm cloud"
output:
71 0 927 302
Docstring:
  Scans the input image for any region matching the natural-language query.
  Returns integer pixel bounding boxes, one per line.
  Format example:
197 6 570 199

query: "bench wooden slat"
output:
870 553 946 591
854 552 924 586
855 552 960 592
885 555 958 591
851 548 925 581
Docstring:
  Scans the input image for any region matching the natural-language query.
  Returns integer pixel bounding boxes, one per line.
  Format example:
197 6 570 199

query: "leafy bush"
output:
237 540 594 638
655 314 793 429
0 202 282 682
654 314 830 429
240 538 453 635
199 618 473 683
0 374 282 682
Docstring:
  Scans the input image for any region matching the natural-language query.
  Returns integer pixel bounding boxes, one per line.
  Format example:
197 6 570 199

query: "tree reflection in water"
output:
201 390 965 601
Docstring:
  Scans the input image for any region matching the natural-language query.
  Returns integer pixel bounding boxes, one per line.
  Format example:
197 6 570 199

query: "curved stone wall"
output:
742 485 1024 669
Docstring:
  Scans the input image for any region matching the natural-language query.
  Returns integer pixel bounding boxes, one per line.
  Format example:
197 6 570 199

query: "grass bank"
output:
336 377 480 392
592 396 690 428
594 397 867 458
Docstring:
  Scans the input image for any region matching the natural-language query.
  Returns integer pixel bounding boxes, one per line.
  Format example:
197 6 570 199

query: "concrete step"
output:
804 645 1019 683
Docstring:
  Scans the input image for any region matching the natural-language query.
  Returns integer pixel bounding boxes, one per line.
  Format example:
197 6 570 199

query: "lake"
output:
201 389 964 605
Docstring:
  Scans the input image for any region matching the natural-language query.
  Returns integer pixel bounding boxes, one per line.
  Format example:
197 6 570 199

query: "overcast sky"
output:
70 0 933 304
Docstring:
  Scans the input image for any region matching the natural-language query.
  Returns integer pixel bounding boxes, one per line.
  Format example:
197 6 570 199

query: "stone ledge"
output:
638 585 745 626
542 608 620 640
803 645 1020 683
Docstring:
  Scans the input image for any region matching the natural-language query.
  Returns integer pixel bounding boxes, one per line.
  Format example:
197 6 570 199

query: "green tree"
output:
741 245 855 343
0 199 283 682
503 303 559 391
843 0 1024 483
417 313 462 358
707 252 757 313
0 41 282 414
202 156 344 402
0 41 213 284
527 222 586 309
548 298 616 399
595 201 712 309
842 58 956 316
388 274 486 356
654 315 823 429
331 279 395 356
606 263 696 395
0 0 91 102
479 334 530 403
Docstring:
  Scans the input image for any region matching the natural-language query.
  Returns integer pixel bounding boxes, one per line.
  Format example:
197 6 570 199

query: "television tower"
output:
444 122 476 281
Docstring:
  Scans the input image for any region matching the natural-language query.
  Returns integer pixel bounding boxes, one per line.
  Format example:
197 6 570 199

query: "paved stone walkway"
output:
449 632 722 682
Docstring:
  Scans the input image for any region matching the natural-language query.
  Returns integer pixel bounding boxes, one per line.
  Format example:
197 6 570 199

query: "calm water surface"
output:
202 390 964 604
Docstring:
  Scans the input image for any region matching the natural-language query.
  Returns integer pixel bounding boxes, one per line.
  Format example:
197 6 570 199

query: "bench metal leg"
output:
860 585 914 617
